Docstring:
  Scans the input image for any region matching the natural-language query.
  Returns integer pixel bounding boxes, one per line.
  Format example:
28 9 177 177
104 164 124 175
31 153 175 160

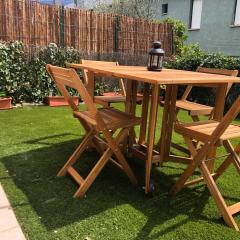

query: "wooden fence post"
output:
114 15 120 52
59 6 64 47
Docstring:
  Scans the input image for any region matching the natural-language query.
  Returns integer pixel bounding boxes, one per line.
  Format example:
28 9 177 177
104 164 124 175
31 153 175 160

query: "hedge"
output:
165 44 240 110
0 41 240 107
0 42 81 103
0 41 149 104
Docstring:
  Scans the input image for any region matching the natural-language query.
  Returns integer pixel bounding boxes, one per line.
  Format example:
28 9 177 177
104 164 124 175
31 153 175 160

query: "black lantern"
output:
147 41 165 71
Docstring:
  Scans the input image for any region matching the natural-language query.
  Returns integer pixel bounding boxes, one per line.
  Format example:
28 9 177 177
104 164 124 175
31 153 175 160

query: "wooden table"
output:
68 64 240 194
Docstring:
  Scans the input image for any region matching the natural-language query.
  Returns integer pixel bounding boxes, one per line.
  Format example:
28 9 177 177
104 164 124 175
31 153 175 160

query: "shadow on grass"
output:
0 135 224 238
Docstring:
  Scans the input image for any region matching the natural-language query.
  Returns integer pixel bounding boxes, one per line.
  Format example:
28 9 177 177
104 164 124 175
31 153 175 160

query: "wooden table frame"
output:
67 64 240 194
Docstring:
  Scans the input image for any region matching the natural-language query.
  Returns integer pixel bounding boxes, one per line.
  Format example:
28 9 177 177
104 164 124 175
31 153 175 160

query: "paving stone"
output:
0 184 26 240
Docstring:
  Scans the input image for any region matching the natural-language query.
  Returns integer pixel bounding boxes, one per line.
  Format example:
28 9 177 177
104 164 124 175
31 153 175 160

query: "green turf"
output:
0 104 239 240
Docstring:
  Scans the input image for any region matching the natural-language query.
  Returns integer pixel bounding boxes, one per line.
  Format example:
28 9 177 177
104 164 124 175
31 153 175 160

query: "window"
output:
162 4 168 15
190 0 202 29
234 0 240 25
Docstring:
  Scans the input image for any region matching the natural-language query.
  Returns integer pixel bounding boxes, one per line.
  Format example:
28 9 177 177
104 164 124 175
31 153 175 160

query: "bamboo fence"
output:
0 0 173 56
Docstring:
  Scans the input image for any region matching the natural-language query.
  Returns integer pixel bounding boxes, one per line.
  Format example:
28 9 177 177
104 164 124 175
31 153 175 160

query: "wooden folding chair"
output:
160 67 237 121
79 60 127 107
159 67 238 157
172 67 238 122
46 64 139 198
170 95 240 231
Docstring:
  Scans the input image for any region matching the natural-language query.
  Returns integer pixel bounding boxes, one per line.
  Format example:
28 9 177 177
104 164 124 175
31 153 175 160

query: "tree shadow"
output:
0 135 227 238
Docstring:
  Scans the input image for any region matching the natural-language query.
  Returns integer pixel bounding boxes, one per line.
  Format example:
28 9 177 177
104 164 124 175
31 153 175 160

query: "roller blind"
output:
234 0 240 25
191 0 203 29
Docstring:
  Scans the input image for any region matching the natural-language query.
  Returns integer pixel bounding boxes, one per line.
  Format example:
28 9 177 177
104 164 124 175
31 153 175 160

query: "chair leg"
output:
199 161 239 231
213 141 240 181
169 137 209 195
58 129 94 177
74 128 138 198
74 146 113 198
191 115 200 122
170 160 198 196
223 140 240 173
74 127 138 198
102 127 137 185
183 136 197 157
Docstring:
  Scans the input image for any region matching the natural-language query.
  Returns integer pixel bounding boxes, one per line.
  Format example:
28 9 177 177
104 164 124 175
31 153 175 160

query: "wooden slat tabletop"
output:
68 64 240 85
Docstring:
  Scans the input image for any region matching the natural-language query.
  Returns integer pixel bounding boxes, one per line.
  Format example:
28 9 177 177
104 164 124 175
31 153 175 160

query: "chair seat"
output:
74 108 141 130
160 100 213 116
176 100 213 116
94 95 126 105
94 94 143 106
175 120 240 142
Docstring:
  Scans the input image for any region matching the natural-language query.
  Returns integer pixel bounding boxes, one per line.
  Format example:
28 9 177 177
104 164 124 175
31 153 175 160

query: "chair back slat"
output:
181 67 238 101
80 60 126 97
46 64 98 115
181 86 192 100
197 67 238 76
209 95 240 145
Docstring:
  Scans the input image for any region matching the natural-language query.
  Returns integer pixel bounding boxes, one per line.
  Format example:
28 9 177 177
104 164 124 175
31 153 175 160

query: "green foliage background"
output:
165 44 240 110
0 42 81 103
0 31 240 107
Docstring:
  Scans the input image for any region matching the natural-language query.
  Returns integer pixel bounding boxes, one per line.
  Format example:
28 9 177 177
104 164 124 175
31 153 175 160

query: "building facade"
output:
158 0 240 56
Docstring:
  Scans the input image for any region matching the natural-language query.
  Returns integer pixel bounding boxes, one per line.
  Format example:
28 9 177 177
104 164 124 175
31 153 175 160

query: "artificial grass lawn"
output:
0 103 239 240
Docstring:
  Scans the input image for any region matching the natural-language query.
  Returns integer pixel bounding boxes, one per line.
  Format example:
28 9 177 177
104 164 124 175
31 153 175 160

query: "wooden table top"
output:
69 64 240 85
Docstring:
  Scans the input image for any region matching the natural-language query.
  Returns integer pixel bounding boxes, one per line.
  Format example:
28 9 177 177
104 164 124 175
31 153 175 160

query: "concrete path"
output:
0 184 26 240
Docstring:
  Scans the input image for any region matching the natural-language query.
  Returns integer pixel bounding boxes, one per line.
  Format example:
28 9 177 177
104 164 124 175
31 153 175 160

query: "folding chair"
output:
160 67 237 121
170 67 238 122
46 64 139 198
79 60 127 107
159 67 238 157
170 95 240 231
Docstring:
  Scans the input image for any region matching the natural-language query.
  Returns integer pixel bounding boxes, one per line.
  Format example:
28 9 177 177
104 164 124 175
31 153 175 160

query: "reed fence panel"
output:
0 0 173 56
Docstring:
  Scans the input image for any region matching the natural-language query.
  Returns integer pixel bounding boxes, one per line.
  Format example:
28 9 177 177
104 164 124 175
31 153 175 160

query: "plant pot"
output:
0 97 12 110
136 94 164 102
45 96 79 107
103 92 122 96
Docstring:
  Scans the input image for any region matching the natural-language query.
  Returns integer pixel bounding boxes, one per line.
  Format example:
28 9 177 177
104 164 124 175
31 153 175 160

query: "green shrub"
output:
0 41 27 103
162 17 188 55
27 43 82 102
0 42 82 103
165 43 205 71
165 44 240 109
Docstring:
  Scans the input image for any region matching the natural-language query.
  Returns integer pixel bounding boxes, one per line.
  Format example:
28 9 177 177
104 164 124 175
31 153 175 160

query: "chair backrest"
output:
81 59 126 96
204 95 240 149
181 67 238 101
46 64 98 116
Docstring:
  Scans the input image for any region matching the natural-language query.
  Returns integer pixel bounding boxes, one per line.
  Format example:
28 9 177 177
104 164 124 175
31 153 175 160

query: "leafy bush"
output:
0 41 27 102
162 17 188 55
27 43 82 102
0 42 82 103
165 44 240 109
165 44 205 71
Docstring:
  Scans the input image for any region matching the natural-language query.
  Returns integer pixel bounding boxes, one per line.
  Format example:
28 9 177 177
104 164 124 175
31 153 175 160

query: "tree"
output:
94 0 161 20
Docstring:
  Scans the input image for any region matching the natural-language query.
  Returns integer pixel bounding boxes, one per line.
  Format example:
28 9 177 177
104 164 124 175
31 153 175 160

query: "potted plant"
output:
0 91 12 110
45 90 79 107
45 95 79 107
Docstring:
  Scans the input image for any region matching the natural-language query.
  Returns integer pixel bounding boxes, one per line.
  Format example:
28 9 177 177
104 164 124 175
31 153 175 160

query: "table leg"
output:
158 85 178 164
145 84 159 194
125 79 137 150
139 83 150 145
85 70 95 100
